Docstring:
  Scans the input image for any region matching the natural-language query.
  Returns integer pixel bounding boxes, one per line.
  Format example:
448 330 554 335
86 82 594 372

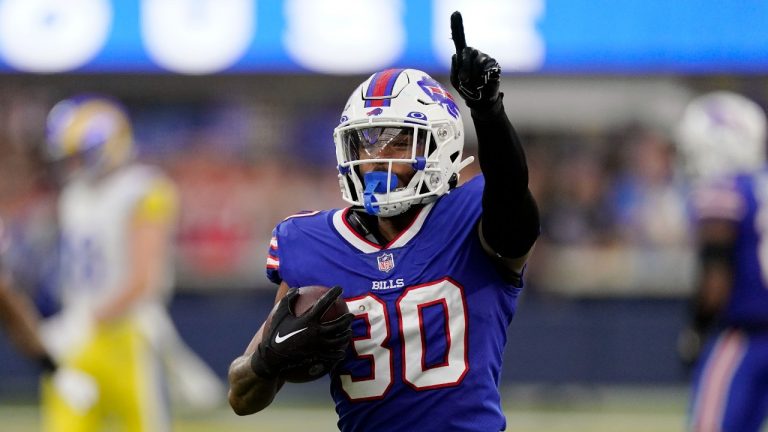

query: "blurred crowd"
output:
0 85 696 297
523 126 694 296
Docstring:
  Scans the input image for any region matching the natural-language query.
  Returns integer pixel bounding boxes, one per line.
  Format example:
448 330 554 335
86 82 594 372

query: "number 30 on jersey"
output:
340 278 469 401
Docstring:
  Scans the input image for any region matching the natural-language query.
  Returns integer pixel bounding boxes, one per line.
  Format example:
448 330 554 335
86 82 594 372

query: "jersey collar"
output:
332 203 435 253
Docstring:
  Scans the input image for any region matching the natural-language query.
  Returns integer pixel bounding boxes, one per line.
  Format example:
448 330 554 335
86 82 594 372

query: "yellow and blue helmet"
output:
45 94 134 176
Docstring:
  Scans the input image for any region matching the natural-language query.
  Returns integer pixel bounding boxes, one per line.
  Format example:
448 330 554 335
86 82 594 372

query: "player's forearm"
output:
473 96 540 258
94 277 152 322
227 354 283 415
0 282 51 359
692 261 733 332
692 223 737 332
96 219 170 322
472 95 528 196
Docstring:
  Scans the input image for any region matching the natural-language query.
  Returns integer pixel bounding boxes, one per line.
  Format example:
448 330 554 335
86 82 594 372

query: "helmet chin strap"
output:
458 156 475 172
363 171 398 215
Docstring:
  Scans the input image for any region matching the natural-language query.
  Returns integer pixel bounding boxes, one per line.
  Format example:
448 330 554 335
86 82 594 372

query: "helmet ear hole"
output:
450 151 459 162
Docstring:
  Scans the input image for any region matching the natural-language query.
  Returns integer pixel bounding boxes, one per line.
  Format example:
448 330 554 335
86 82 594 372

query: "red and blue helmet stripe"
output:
364 68 405 108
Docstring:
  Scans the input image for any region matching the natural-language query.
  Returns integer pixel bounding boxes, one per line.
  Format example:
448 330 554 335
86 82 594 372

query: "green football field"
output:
0 404 686 432
0 385 693 432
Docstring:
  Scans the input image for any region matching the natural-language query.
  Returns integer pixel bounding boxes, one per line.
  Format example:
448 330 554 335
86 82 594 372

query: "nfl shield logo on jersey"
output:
377 253 395 273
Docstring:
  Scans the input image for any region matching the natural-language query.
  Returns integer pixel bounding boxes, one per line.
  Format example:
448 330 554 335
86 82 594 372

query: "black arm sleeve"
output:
472 93 540 258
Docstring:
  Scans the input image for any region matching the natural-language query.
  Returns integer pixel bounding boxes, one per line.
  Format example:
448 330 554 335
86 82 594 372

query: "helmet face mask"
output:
49 146 105 184
334 69 472 217
342 126 426 163
341 125 427 190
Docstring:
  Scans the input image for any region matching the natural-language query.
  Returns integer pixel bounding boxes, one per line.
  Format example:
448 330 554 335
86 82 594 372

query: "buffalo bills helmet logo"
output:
417 76 460 119
366 107 384 116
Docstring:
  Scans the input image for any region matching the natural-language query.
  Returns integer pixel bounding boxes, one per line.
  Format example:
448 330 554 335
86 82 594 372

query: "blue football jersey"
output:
266 175 522 432
691 169 768 328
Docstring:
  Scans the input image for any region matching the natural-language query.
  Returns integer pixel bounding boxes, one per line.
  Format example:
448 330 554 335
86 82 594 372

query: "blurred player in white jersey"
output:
676 91 768 432
40 95 222 432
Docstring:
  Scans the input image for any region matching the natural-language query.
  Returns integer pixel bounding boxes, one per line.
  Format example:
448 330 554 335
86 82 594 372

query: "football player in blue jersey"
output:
228 12 540 431
676 91 768 432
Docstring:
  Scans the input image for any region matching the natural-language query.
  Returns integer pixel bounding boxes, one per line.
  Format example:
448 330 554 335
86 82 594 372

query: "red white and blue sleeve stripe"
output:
265 229 281 285
692 181 745 222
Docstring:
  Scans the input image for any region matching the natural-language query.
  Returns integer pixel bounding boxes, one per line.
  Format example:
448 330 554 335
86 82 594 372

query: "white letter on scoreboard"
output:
432 0 545 72
283 0 405 74
141 0 254 74
0 0 112 72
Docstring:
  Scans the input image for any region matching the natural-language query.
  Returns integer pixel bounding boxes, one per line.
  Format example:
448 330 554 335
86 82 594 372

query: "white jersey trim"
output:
388 202 434 249
332 210 380 254
332 203 435 254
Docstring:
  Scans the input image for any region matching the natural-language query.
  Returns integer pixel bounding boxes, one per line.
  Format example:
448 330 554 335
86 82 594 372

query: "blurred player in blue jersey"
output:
676 91 768 432
228 12 540 431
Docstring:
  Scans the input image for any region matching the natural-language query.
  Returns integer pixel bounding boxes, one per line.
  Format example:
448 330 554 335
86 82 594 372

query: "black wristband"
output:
249 346 277 380
469 94 504 121
699 242 735 267
691 298 717 334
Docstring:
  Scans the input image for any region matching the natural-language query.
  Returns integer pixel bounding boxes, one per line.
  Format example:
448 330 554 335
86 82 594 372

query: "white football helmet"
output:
45 94 135 180
334 68 474 217
676 91 767 179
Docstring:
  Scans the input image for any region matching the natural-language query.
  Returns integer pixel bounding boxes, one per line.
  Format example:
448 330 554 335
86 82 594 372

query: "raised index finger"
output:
450 11 466 58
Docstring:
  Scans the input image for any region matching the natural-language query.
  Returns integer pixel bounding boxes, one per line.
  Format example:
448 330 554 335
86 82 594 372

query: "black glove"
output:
39 354 57 374
250 286 353 380
676 325 705 371
450 11 501 111
677 299 717 372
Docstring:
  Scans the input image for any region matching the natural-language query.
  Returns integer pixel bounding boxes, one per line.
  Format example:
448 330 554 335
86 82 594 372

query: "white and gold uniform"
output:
41 164 176 432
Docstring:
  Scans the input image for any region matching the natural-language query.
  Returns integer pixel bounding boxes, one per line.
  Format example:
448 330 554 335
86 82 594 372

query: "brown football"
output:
292 285 349 320
264 285 350 383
